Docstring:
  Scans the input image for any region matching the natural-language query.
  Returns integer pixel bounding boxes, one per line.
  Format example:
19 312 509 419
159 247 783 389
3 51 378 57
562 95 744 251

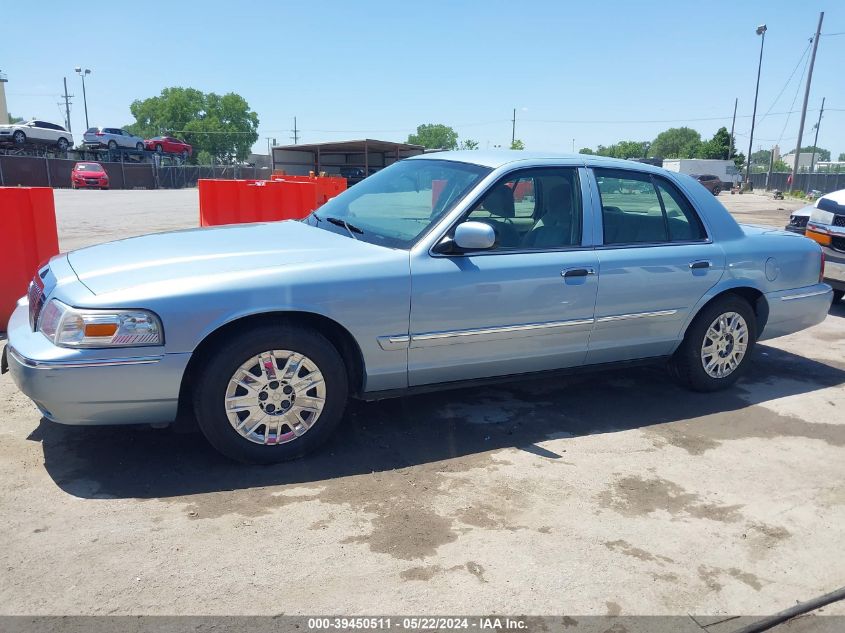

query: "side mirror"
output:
454 221 496 250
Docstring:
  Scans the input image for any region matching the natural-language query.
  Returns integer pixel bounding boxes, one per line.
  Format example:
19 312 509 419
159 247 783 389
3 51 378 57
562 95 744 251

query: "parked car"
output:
690 174 722 195
339 166 378 184
0 119 73 151
144 136 192 158
2 152 832 464
70 162 109 190
800 188 845 304
83 127 145 151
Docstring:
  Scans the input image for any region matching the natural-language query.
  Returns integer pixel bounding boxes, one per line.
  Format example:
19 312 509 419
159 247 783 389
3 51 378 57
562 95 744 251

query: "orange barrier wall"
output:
0 187 59 330
199 179 320 227
270 175 347 207
199 177 348 227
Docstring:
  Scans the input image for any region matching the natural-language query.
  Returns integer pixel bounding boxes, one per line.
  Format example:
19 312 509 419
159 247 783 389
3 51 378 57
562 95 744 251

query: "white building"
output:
780 152 814 171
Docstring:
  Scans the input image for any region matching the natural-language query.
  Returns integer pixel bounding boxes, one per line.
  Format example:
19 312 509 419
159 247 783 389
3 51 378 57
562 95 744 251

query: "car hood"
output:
66 220 387 295
790 205 815 218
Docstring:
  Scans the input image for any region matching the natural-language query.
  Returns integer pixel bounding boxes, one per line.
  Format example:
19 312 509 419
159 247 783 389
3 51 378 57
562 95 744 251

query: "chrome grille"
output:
833 215 845 227
832 236 845 252
27 275 45 331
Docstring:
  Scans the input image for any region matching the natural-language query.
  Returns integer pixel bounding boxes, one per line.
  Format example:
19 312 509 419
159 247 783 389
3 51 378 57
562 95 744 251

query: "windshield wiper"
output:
325 216 363 240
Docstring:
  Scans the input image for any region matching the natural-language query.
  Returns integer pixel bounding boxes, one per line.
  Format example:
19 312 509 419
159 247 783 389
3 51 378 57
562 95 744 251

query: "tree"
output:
839 153 845 162
697 127 731 159
510 139 525 150
578 147 594 155
650 127 701 158
125 87 259 163
596 140 648 159
773 159 790 172
458 138 479 150
407 124 458 150
750 149 771 166
8 113 24 124
800 146 830 161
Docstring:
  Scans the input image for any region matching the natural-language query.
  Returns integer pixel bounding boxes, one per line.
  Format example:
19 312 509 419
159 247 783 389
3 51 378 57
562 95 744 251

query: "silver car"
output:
2 152 833 464
83 127 145 151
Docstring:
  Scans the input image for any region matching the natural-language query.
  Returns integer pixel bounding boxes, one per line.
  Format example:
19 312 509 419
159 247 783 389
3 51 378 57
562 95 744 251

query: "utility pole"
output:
809 97 825 175
790 11 824 190
745 25 767 186
729 97 738 160
291 117 299 144
61 77 73 133
511 108 516 145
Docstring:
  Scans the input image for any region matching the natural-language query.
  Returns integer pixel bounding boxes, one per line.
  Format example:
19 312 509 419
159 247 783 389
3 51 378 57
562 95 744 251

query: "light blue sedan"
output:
2 152 833 463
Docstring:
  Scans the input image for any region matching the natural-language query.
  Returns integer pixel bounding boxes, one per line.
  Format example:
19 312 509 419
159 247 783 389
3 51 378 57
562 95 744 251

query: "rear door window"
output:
595 168 706 245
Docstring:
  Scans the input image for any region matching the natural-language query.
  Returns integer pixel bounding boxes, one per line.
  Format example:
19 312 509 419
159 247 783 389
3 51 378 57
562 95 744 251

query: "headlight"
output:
810 209 835 226
37 299 163 348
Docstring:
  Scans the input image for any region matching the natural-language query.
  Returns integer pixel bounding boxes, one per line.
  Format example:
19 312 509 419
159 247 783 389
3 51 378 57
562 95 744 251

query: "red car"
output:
143 136 192 158
71 162 109 190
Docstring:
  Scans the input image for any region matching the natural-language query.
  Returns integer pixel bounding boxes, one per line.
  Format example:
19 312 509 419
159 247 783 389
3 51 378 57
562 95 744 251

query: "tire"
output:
155 144 163 153
108 140 117 150
669 295 757 392
712 186 721 195
12 130 26 145
192 323 348 463
181 150 188 161
57 137 69 152
136 142 144 151
834 290 844 304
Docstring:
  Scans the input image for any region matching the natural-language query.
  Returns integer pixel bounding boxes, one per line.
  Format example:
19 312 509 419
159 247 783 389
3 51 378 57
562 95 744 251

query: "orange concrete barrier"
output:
198 179 319 227
0 187 59 330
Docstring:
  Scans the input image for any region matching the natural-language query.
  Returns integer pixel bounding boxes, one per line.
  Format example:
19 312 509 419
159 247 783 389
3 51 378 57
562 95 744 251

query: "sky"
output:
3 0 844 159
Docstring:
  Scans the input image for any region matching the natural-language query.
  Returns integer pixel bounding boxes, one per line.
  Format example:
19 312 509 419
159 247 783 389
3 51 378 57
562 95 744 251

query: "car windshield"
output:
75 163 102 171
306 159 490 248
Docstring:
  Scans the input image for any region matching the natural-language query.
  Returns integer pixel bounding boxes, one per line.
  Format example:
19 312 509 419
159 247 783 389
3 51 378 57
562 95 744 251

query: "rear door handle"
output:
562 267 596 278
689 260 712 270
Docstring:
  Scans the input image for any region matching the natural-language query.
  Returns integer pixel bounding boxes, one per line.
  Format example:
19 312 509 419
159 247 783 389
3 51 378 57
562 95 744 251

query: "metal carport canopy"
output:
271 139 425 174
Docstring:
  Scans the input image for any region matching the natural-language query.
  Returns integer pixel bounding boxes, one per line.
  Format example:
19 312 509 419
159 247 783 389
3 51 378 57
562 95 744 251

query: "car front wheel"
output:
12 130 26 145
669 296 757 392
833 289 844 304
192 324 348 463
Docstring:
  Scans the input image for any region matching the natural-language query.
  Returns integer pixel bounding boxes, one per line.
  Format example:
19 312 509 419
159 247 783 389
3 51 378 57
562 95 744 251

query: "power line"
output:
776 40 812 147
756 41 811 126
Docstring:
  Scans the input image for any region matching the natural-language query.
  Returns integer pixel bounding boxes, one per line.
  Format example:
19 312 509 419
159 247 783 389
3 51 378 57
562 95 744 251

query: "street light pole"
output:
74 67 91 130
745 24 766 187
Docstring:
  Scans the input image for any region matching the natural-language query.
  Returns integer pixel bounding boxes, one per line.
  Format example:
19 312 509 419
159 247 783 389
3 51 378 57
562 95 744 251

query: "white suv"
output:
0 119 74 151
83 127 145 151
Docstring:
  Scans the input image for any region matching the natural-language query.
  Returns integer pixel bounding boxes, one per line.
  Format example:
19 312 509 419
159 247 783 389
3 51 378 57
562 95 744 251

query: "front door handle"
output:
562 267 596 278
689 260 712 270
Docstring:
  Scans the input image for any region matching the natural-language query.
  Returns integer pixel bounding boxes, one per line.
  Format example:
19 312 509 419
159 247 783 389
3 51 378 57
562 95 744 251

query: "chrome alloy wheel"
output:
224 350 326 445
700 312 749 379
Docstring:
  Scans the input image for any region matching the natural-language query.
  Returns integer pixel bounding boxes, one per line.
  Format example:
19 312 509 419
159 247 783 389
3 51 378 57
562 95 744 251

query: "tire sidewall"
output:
675 296 757 391
193 325 348 463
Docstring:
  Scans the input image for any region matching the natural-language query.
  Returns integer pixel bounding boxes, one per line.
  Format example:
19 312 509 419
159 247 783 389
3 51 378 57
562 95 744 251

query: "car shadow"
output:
30 343 845 500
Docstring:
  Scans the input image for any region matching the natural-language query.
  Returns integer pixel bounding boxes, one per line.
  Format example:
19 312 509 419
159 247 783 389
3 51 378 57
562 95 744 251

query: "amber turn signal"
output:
84 323 119 338
805 230 831 246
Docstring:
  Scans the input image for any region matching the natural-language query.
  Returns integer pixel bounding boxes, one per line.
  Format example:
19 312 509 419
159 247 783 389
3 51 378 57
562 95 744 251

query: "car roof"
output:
406 150 666 174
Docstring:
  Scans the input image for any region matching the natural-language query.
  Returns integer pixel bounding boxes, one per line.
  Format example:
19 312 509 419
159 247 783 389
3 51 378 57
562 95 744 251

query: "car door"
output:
31 121 54 143
586 167 725 364
408 166 599 386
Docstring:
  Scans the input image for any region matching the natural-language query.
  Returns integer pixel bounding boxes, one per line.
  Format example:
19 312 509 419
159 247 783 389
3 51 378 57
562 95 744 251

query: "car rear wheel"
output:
181 150 188 160
12 130 26 145
712 186 721 195
669 296 757 392
136 142 144 151
57 138 69 152
108 140 117 150
192 324 348 463
833 290 844 304
155 144 163 153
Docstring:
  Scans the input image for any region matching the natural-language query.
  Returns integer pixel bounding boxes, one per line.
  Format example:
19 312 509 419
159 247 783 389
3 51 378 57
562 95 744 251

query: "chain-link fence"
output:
0 153 270 189
750 171 845 194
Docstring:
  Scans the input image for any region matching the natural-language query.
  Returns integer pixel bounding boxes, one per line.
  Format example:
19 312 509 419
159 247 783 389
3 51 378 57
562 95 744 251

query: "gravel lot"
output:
1 188 843 623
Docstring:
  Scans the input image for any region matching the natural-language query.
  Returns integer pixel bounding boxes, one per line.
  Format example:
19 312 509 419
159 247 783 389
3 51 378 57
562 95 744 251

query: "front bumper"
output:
3 301 191 425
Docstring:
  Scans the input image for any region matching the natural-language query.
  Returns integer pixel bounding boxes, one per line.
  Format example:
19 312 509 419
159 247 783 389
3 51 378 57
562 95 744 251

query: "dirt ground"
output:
1 188 843 625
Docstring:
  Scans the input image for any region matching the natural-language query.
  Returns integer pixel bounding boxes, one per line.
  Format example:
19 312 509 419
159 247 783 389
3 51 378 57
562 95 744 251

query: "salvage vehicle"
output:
144 135 192 159
70 162 109 190
83 127 145 151
801 189 845 304
2 152 833 463
0 119 73 151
